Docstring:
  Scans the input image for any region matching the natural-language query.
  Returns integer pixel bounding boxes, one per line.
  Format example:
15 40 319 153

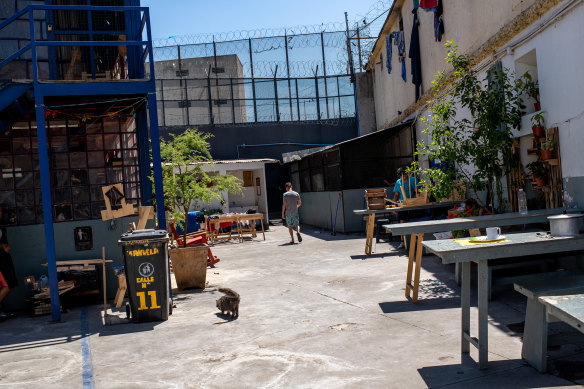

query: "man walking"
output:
282 182 302 244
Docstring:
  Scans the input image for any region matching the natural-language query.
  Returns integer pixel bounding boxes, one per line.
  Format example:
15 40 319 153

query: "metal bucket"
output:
548 214 584 236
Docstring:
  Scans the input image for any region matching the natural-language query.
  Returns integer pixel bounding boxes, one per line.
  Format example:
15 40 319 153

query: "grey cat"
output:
216 288 239 318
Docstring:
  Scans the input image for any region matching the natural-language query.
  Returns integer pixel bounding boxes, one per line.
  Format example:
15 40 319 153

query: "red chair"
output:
168 221 220 267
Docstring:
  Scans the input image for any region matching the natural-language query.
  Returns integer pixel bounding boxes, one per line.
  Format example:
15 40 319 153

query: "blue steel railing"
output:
0 4 155 83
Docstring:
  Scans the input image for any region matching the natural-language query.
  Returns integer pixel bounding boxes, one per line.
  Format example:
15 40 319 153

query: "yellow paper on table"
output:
454 238 511 247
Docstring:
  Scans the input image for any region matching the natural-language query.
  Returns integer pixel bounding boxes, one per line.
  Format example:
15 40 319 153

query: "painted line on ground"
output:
80 307 94 389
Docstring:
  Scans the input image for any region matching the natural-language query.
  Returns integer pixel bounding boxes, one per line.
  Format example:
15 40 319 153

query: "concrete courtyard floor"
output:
1 224 584 388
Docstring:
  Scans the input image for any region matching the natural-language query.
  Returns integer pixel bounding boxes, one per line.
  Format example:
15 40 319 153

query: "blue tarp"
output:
175 211 204 235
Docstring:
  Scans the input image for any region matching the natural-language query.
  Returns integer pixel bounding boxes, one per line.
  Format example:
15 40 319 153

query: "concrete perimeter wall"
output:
298 187 393 233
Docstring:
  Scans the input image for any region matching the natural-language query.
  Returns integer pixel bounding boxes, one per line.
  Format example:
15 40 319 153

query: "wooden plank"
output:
136 206 154 230
412 234 424 303
383 208 581 236
102 247 107 317
514 275 584 300
44 259 114 266
114 275 127 308
422 232 584 264
541 294 584 334
522 297 549 372
353 201 457 215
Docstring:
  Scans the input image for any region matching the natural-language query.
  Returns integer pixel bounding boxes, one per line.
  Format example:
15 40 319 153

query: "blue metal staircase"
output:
0 82 33 132
0 3 166 322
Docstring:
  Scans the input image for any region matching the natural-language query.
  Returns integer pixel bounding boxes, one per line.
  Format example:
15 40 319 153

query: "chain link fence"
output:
149 1 391 125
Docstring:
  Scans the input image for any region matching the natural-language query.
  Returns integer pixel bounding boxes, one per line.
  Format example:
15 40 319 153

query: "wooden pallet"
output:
365 189 386 210
400 188 428 207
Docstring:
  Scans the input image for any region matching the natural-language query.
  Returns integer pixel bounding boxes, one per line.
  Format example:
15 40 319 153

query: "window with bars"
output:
0 116 141 225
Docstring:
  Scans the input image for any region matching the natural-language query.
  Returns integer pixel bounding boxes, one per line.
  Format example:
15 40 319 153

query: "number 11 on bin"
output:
136 291 161 310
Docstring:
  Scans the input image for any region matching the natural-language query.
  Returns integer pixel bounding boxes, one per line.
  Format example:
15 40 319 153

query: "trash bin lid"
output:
119 229 168 242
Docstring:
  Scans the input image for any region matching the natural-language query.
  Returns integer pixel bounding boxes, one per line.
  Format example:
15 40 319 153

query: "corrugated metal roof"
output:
187 158 279 165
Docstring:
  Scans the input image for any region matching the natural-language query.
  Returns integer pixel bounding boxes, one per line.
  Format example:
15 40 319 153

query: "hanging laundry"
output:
391 30 407 83
409 8 422 101
392 31 405 57
386 33 392 74
420 0 438 9
434 0 444 41
413 0 420 10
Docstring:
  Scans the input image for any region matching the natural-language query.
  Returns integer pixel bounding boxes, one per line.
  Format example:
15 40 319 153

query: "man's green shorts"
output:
286 214 299 227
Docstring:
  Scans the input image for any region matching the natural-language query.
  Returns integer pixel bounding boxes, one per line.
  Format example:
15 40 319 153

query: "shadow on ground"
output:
417 356 564 388
0 288 221 349
298 226 365 242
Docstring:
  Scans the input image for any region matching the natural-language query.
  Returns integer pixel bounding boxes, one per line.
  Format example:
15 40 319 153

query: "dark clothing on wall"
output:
386 33 392 74
386 31 406 79
433 1 444 42
409 8 422 101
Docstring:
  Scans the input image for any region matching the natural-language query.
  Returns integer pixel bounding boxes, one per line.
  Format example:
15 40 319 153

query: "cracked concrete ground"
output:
1 225 583 388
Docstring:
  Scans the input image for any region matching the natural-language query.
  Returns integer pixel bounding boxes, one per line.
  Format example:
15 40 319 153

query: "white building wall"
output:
372 0 584 206
370 0 540 131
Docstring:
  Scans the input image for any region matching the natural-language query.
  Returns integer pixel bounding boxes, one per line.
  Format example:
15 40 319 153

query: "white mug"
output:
486 227 501 240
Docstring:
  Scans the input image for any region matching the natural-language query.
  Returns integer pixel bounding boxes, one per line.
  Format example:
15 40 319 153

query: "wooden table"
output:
384 208 580 303
206 215 240 244
422 232 584 369
237 213 266 241
354 201 456 255
43 249 112 316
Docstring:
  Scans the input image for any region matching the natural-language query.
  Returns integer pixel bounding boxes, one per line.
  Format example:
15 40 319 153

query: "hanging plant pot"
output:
534 101 541 111
532 173 547 187
532 126 545 137
540 149 553 160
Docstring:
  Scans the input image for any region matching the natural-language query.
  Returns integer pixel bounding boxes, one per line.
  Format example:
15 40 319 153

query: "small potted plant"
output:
519 71 540 111
540 132 554 160
530 111 545 137
526 161 548 187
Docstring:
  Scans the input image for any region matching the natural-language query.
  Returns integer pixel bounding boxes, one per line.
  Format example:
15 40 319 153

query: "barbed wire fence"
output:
150 0 391 126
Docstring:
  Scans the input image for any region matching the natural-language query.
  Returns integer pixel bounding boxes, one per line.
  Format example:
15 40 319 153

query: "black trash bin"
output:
119 229 171 322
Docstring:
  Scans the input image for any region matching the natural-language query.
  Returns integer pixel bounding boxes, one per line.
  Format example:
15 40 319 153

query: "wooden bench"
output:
514 274 584 372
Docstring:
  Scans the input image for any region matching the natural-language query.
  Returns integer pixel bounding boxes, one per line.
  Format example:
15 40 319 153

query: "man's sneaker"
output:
297 232 302 242
397 242 405 250
0 311 7 320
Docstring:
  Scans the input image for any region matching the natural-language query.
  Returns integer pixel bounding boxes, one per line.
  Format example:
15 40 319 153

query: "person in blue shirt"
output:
393 167 419 203
392 168 419 249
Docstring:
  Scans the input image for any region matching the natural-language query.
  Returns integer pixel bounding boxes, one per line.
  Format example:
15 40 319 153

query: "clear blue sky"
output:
141 0 383 41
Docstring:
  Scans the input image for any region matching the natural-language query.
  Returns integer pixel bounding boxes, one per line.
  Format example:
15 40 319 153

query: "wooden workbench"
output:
383 207 582 303
353 201 456 255
422 232 584 370
43 250 112 316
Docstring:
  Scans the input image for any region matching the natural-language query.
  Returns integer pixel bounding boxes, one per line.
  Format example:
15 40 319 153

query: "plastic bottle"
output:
518 189 528 215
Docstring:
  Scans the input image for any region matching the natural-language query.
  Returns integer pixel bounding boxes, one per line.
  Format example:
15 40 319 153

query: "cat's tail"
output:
218 287 239 298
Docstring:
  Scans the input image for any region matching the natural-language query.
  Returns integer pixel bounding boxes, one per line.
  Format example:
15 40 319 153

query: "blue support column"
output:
148 92 165 231
35 94 61 322
136 102 152 204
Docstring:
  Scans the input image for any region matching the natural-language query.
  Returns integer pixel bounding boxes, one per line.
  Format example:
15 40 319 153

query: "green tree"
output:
408 41 524 212
153 128 242 246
